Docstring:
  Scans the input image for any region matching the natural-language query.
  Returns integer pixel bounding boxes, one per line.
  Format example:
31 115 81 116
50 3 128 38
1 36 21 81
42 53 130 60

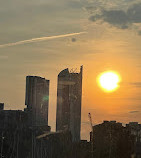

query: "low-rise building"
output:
90 121 135 158
0 109 31 158
126 122 141 157
35 130 72 158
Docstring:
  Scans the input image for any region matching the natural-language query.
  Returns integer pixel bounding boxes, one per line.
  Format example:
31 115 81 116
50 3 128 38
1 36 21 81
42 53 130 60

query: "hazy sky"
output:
1 0 141 140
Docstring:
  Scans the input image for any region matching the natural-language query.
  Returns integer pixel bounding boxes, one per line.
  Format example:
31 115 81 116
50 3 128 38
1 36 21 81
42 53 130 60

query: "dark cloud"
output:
72 38 77 42
129 111 140 114
89 3 141 30
102 10 129 29
129 82 141 88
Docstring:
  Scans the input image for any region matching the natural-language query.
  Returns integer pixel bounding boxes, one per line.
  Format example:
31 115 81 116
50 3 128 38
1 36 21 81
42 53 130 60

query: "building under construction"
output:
25 76 50 127
56 66 83 142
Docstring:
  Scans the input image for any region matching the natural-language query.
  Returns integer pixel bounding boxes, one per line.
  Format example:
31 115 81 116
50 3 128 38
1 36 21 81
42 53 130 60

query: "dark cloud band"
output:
88 3 141 31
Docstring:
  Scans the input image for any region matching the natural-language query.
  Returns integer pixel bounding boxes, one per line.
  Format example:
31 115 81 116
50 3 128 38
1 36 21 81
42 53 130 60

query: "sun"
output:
97 71 121 92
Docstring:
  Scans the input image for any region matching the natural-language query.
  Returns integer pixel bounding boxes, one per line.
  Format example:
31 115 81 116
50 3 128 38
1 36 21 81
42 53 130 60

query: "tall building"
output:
56 66 83 142
25 76 50 127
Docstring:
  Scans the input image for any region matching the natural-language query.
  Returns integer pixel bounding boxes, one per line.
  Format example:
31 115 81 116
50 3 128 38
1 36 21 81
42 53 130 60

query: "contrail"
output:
0 32 86 48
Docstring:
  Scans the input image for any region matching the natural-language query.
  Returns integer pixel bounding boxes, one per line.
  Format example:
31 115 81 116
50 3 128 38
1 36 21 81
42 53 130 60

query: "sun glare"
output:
97 71 121 92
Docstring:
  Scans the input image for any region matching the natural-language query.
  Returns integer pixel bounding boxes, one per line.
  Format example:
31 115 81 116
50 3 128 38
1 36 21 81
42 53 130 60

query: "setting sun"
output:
97 71 121 92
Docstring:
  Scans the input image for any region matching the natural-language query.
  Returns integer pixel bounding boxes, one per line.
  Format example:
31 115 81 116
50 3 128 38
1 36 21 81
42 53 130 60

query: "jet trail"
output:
0 32 86 48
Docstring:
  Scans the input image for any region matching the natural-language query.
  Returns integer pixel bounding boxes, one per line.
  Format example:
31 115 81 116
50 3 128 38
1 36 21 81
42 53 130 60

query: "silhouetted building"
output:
71 140 91 158
90 121 134 158
36 130 72 158
36 131 90 158
0 110 31 158
25 76 50 127
56 66 83 142
0 103 4 110
126 122 141 158
0 110 28 130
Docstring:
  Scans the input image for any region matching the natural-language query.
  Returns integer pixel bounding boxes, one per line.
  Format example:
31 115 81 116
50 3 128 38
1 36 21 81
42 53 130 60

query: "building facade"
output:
126 122 141 158
0 110 30 158
90 121 135 158
25 76 50 127
56 66 83 142
36 131 72 158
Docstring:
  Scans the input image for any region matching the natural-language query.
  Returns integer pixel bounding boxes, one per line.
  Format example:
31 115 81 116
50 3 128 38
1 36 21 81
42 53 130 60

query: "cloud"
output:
72 38 77 42
0 0 86 46
88 3 141 30
0 32 86 48
129 111 140 114
129 82 141 88
109 97 141 101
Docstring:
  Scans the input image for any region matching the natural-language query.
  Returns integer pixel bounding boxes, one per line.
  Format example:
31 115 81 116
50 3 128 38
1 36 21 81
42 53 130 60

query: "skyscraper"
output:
56 66 83 142
25 76 50 127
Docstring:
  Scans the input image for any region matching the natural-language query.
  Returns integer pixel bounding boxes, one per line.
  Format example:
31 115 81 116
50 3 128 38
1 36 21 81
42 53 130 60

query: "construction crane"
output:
88 113 94 158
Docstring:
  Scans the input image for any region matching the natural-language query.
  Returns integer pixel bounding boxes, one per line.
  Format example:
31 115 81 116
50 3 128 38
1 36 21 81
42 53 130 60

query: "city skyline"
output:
1 0 141 141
